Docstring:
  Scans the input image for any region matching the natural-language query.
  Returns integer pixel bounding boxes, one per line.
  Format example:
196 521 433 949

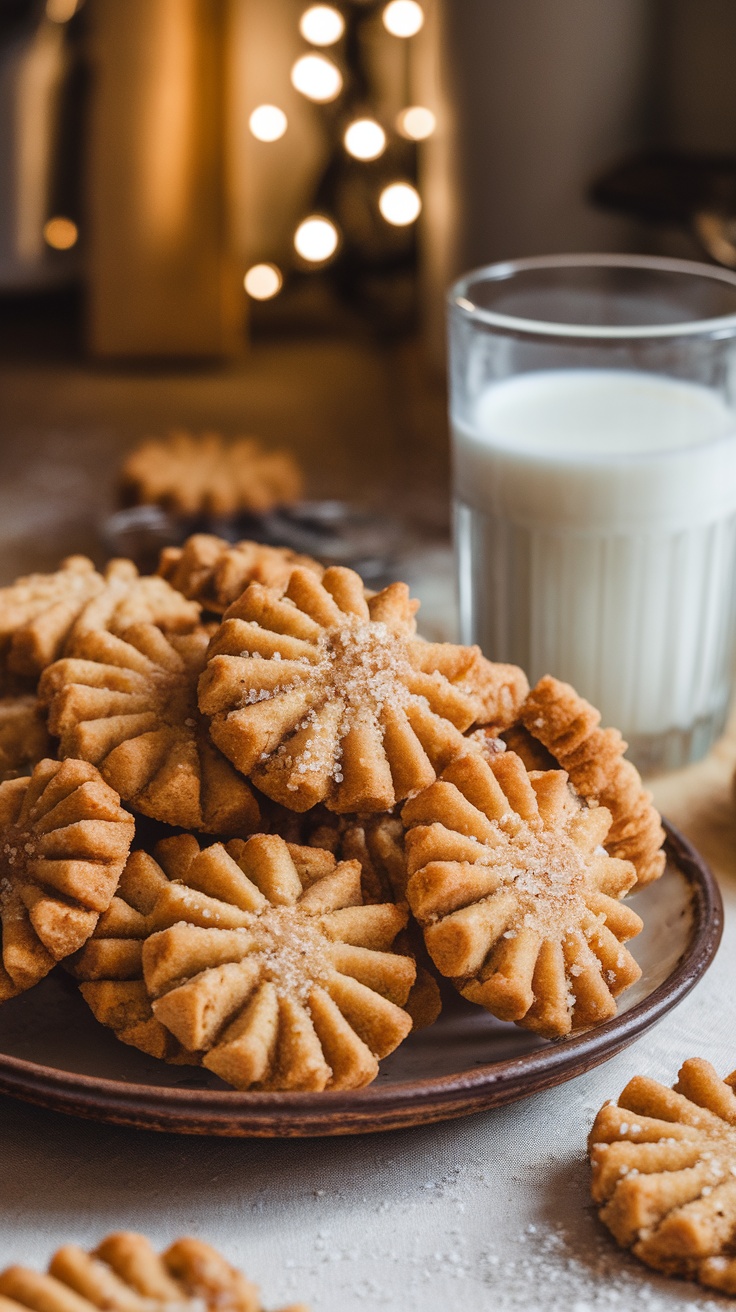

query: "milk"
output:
452 369 736 765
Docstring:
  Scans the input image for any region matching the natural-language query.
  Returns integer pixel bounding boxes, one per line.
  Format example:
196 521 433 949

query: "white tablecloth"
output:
3 553 736 1311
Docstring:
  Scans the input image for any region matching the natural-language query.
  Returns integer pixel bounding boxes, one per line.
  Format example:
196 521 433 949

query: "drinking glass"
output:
448 254 736 773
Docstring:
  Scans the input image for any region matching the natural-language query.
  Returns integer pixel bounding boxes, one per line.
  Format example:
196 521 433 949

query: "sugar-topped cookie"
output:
589 1058 736 1296
198 565 528 813
0 758 134 1001
402 750 643 1037
139 832 415 1090
512 675 666 886
39 624 260 834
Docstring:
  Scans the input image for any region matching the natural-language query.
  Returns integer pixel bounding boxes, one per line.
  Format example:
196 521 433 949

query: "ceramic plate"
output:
0 822 722 1137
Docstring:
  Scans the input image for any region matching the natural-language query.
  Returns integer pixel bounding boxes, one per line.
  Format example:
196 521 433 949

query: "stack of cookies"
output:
0 534 666 1092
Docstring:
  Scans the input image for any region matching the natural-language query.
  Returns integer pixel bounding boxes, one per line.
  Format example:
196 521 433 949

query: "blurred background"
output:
3 0 736 583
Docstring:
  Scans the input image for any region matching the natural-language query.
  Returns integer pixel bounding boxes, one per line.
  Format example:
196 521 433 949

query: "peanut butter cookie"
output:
589 1058 736 1296
0 758 134 1001
39 624 260 834
198 565 527 813
402 750 643 1037
0 1230 308 1312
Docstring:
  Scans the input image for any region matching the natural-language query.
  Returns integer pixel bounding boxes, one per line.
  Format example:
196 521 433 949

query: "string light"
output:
382 0 424 38
45 0 79 21
294 216 339 262
249 105 287 142
244 264 283 300
379 182 421 226
397 106 436 140
299 5 345 46
43 217 78 250
344 119 386 161
291 53 342 102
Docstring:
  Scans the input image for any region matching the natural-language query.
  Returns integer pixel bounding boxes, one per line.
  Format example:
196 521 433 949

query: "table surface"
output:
2 365 736 1311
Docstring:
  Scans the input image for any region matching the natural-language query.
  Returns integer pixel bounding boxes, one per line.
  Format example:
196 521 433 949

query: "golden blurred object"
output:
87 0 241 358
119 431 304 517
382 0 424 38
396 106 436 140
379 182 422 225
344 119 387 161
0 1230 310 1312
42 217 78 250
244 264 283 300
299 5 345 46
290 53 342 102
248 105 288 143
294 216 339 263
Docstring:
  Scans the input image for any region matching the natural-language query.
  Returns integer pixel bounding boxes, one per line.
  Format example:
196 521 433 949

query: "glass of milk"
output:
448 254 736 773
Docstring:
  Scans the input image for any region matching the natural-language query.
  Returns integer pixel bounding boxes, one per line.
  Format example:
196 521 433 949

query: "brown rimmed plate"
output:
0 821 722 1137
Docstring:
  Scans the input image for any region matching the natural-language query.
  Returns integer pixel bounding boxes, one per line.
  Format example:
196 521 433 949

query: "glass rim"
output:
448 253 736 340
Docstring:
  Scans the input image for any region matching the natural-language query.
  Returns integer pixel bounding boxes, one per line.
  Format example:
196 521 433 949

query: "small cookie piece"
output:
0 556 200 680
158 534 324 615
0 1230 309 1312
140 832 415 1090
120 431 303 516
516 675 665 886
0 696 50 780
198 565 527 814
402 750 643 1037
39 624 260 834
589 1059 736 1296
0 758 134 1001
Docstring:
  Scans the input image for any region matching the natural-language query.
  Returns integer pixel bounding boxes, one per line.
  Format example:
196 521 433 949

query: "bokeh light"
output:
379 182 421 226
248 105 288 142
294 216 339 262
43 217 79 250
291 54 343 103
244 264 283 300
299 5 345 46
344 119 387 161
382 1 424 38
397 106 436 140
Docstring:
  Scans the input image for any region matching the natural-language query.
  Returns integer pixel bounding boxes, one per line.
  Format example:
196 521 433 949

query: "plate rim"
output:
0 820 723 1135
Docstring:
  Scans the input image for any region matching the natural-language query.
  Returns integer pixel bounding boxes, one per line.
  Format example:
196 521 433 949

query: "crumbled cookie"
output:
137 833 415 1090
0 556 200 680
120 431 303 516
0 1230 309 1312
158 534 323 615
0 758 134 1001
39 624 260 834
0 696 50 781
402 750 642 1037
589 1058 736 1296
198 565 527 813
515 675 666 886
